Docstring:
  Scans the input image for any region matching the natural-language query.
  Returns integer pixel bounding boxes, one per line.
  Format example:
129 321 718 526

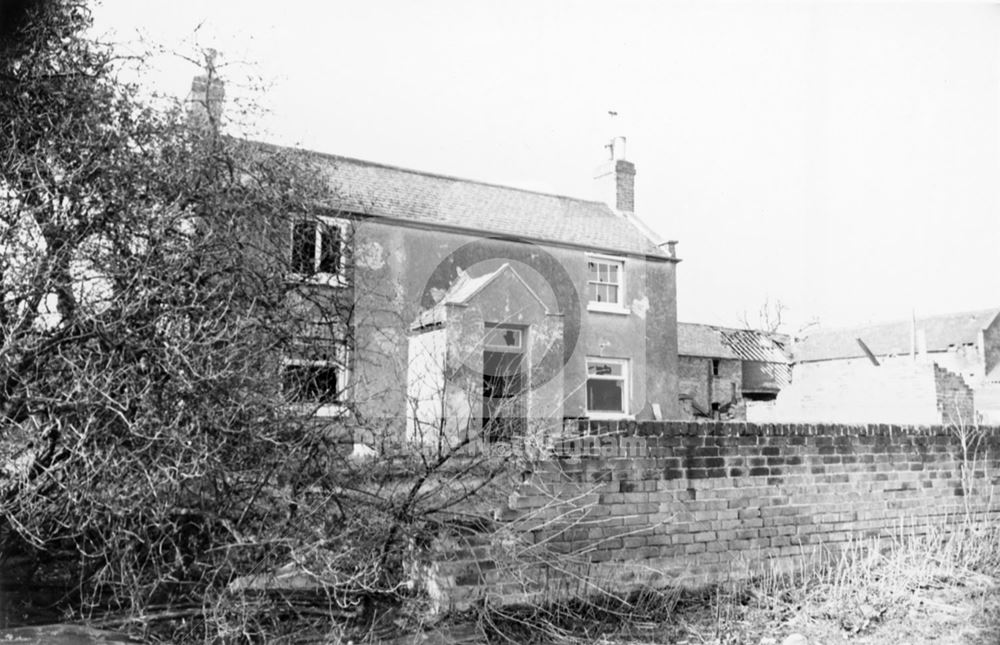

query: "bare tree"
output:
739 296 820 340
739 296 787 333
0 4 555 641
0 1 367 639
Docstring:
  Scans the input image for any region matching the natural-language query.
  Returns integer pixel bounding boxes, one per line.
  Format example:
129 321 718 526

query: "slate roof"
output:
678 323 790 363
679 323 738 359
795 309 1000 362
313 153 669 258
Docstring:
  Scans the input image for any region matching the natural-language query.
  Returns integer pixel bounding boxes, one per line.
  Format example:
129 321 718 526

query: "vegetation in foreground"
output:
443 518 1000 645
1 1 525 641
3 2 1000 644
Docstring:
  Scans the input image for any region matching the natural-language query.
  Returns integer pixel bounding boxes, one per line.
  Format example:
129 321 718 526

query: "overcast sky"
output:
91 1 1000 333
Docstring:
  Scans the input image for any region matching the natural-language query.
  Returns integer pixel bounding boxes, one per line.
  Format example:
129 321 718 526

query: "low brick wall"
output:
431 420 1000 610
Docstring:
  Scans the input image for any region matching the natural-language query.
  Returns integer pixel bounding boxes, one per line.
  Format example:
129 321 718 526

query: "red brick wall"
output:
430 420 1000 610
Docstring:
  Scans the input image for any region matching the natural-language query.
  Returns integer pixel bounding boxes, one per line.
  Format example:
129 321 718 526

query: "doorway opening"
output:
483 324 526 442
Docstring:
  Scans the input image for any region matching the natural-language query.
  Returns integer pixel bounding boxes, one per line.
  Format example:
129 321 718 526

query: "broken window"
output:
282 339 348 414
484 325 523 351
291 218 341 276
283 363 339 404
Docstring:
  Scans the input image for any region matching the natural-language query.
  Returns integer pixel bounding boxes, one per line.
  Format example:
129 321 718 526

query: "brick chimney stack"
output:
186 49 225 128
593 136 635 213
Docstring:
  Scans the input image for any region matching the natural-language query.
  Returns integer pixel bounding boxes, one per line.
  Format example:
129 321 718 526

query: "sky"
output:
90 1 1000 334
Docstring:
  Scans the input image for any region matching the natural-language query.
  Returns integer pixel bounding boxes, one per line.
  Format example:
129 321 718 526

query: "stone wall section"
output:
678 356 743 419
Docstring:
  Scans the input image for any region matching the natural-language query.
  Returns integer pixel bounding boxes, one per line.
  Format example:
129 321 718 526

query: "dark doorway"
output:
483 325 526 442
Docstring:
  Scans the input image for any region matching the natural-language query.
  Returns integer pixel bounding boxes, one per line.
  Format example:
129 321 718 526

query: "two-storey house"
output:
285 137 680 444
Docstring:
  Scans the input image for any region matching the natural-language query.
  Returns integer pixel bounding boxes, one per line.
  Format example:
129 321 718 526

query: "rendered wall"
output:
771 360 973 425
431 420 1000 610
983 316 1000 378
405 328 446 441
350 218 679 432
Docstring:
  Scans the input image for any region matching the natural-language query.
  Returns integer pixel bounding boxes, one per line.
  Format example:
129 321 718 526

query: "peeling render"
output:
631 296 650 319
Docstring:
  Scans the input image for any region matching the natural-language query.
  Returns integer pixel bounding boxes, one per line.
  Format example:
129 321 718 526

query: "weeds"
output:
461 516 1000 645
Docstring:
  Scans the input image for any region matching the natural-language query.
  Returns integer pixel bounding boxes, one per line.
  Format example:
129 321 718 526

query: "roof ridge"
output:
806 307 1000 336
298 146 610 206
678 321 771 334
244 138 673 260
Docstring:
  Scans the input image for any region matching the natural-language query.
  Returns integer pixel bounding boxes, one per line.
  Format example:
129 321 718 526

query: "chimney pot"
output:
610 136 626 160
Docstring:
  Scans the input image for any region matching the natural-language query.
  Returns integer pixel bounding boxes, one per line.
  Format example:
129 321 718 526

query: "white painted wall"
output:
405 328 447 443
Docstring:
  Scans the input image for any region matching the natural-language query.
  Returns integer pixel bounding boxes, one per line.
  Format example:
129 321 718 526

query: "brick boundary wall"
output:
427 420 1000 611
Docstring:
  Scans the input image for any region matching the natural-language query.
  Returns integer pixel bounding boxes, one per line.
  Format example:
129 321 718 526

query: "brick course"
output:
430 420 1000 610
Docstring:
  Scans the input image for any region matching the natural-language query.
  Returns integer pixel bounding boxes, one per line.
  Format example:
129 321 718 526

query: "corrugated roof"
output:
795 309 1000 362
678 323 790 363
314 153 669 258
721 328 792 364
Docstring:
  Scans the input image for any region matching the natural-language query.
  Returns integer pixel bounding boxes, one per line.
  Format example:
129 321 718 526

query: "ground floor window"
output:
283 361 339 403
282 340 348 415
586 357 629 416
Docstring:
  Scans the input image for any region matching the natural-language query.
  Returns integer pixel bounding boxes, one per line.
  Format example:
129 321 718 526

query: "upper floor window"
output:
290 217 344 282
587 254 627 313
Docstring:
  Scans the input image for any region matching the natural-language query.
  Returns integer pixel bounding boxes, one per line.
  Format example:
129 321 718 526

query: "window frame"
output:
585 253 628 314
289 215 347 287
282 341 350 418
585 356 631 419
483 323 524 353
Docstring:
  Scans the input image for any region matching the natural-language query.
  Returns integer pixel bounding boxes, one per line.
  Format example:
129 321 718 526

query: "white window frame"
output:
282 342 349 418
289 215 347 287
585 356 631 419
484 324 524 353
586 253 628 314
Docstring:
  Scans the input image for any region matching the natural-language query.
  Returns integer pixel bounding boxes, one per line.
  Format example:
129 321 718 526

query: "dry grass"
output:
453 516 1000 645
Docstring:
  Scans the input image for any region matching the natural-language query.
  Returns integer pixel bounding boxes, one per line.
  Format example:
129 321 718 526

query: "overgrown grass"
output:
463 515 1000 644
